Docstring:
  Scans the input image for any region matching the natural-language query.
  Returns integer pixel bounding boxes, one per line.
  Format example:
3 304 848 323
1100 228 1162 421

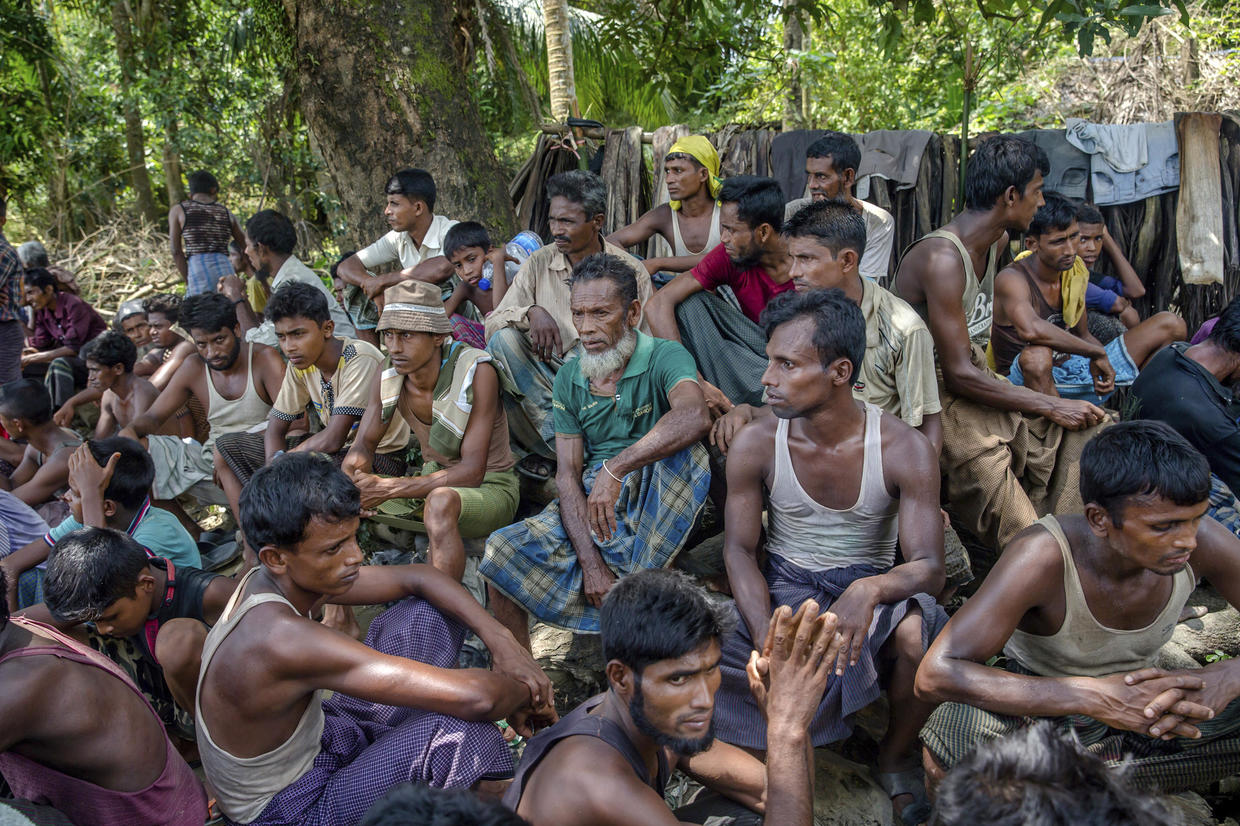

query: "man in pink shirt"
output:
643 176 793 415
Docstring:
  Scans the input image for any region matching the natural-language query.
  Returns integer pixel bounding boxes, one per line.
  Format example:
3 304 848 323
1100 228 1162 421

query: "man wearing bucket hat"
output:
344 280 520 582
606 135 723 276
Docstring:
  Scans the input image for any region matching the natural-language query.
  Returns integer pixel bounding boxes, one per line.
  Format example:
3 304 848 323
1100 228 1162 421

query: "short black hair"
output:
1027 191 1078 239
546 170 607 218
0 378 53 424
385 168 437 211
1208 296 1240 354
719 176 784 233
179 292 238 337
22 267 58 293
782 198 866 257
44 527 151 625
570 253 639 307
85 436 155 510
266 281 331 326
601 569 732 677
187 171 219 195
443 222 493 261
805 131 862 175
1076 202 1105 226
1079 421 1210 525
930 722 1171 826
360 783 529 826
241 452 360 550
245 209 297 256
81 330 137 373
964 136 1049 212
664 151 705 170
760 288 866 384
144 293 181 324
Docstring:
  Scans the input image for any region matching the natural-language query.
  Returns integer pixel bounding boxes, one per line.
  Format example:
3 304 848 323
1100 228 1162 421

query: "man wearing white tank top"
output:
712 289 947 825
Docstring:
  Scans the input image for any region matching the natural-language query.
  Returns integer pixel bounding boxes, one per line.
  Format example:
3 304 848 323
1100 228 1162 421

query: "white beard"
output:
578 328 638 383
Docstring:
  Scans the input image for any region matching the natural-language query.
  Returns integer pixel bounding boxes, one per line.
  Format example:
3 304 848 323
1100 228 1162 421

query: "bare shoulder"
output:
529 735 668 819
987 520 1067 597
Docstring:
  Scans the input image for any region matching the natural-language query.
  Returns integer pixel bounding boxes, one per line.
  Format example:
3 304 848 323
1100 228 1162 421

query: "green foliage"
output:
1205 649 1232 664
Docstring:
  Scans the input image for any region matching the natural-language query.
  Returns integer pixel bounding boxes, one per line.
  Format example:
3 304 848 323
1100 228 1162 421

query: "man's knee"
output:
1018 345 1054 378
154 618 207 676
487 325 529 360
424 487 463 529
894 609 925 661
1152 310 1187 341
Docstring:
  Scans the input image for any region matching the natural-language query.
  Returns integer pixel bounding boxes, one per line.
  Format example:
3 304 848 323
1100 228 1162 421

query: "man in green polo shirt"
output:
480 254 712 648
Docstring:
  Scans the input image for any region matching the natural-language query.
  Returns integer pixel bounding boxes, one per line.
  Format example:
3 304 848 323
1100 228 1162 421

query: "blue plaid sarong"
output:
186 252 234 295
480 443 711 633
486 327 578 460
1209 473 1240 539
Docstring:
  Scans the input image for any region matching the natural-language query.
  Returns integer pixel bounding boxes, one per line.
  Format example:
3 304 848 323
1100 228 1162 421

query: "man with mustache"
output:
485 171 651 477
991 191 1183 401
119 293 284 529
504 569 837 826
481 254 708 648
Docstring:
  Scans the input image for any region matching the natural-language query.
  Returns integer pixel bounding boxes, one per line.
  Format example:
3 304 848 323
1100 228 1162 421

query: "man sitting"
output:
135 293 192 380
916 421 1240 790
481 254 710 647
0 565 208 826
195 453 555 826
713 289 946 824
2 438 201 609
119 293 284 527
20 268 107 409
0 379 81 517
220 209 356 346
783 131 896 283
1076 201 1146 337
606 135 724 275
214 281 410 517
343 281 518 582
990 191 1183 402
505 569 835 826
894 135 1105 554
644 176 793 413
486 171 651 473
115 299 153 351
77 331 167 438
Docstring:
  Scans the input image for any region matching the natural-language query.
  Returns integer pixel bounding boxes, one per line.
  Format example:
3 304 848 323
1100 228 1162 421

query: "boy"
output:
81 331 166 438
1 438 200 608
442 221 518 349
0 379 81 515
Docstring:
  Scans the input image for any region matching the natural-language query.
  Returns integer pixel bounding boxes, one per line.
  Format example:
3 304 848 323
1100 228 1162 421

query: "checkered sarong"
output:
485 326 571 460
713 555 947 750
238 596 514 826
186 252 234 295
1208 473 1240 539
673 291 768 408
921 660 1240 791
480 443 711 633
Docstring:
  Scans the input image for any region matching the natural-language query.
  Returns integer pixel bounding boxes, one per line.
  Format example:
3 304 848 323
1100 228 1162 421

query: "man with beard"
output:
990 191 1183 401
783 131 896 283
713 289 946 824
119 293 284 529
643 176 793 414
481 255 710 648
504 568 836 826
342 280 518 582
486 171 651 477
917 422 1240 792
218 209 356 347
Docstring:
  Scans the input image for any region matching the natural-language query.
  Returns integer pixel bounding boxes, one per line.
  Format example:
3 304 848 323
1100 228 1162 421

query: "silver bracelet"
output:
601 460 623 483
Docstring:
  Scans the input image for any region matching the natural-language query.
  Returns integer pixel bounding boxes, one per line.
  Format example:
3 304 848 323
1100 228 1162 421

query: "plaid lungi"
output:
1208 473 1240 539
921 661 1240 791
450 314 487 350
480 443 711 633
214 430 407 487
485 326 577 460
673 291 768 408
714 555 947 750
186 252 233 296
237 596 514 826
24 356 87 409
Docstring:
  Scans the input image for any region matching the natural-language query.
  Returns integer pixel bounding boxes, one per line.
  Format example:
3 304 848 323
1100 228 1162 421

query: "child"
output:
442 222 520 349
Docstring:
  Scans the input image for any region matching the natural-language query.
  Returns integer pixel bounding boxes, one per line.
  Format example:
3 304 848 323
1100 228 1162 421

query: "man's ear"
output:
606 660 636 701
829 356 854 387
840 248 860 274
1024 235 1038 252
1084 502 1113 538
625 300 642 330
101 498 120 519
321 319 335 340
136 569 158 596
258 543 290 574
754 223 774 245
841 167 857 190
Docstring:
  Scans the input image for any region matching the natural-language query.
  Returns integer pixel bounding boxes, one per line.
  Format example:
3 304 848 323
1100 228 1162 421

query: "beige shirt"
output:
356 214 459 271
784 197 896 282
245 256 357 346
854 277 942 427
484 239 653 351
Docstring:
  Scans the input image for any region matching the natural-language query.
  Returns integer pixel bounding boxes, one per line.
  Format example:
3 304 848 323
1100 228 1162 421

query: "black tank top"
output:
992 264 1066 374
180 200 233 256
502 694 671 812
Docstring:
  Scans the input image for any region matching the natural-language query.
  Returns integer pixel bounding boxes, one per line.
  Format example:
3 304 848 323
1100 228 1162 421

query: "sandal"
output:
516 454 555 482
876 767 933 826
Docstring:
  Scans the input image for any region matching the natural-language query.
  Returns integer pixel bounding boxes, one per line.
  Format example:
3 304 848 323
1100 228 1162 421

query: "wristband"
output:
601 460 623 483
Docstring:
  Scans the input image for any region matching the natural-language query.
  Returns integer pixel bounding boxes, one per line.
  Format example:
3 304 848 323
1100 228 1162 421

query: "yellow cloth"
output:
667 135 722 210
246 276 270 314
987 252 1089 371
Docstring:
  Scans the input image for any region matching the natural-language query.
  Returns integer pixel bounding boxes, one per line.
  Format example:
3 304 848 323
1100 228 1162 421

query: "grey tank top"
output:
194 568 326 823
1004 515 1195 678
670 203 722 257
203 345 271 450
904 229 1000 348
766 401 898 570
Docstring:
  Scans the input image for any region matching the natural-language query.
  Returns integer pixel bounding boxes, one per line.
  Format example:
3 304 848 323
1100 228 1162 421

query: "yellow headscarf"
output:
667 136 723 210
985 252 1089 372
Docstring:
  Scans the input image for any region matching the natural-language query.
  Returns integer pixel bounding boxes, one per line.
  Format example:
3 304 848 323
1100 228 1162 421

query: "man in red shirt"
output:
20 268 107 409
643 176 793 415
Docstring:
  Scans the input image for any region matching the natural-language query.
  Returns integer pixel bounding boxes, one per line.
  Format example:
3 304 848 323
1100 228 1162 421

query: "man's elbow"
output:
687 404 711 440
913 655 953 704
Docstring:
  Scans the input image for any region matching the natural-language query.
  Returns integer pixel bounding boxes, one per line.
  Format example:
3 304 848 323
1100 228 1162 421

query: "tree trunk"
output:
162 117 186 205
782 0 806 131
110 0 159 223
283 0 516 248
542 0 579 122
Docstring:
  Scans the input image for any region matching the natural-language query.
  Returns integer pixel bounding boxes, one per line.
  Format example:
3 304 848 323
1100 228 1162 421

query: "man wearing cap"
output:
486 171 652 478
606 135 723 275
345 280 520 582
481 254 711 648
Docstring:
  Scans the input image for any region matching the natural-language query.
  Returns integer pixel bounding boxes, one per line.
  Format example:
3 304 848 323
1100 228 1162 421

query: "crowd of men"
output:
1 133 1239 826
